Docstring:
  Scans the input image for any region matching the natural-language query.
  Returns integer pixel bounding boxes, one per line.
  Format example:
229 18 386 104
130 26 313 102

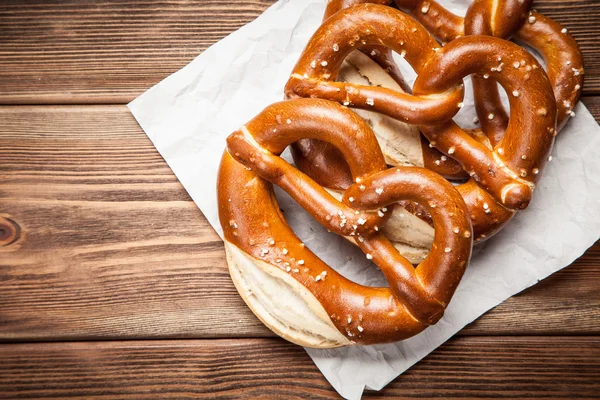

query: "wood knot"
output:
0 216 21 247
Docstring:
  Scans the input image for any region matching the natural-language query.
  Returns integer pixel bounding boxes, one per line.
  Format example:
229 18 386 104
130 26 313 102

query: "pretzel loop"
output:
219 98 472 346
226 99 389 237
285 4 465 126
343 169 472 323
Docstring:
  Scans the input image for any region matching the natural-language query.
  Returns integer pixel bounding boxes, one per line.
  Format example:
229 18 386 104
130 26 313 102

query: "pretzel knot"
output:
218 98 472 347
285 4 557 241
327 0 583 134
393 0 583 138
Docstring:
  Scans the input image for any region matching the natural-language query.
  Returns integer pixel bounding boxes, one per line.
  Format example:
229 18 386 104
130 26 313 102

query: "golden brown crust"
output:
394 0 464 42
324 0 412 92
394 0 583 138
515 12 584 132
285 4 556 241
218 98 472 346
291 139 353 191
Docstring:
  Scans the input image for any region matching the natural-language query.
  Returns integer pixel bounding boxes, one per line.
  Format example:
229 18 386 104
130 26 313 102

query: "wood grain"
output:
0 0 598 104
582 96 600 122
0 337 598 399
1 105 599 341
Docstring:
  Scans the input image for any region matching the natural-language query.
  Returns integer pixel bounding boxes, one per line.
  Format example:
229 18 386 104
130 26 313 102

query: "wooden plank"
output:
0 337 598 398
0 0 275 104
0 0 598 104
582 96 600 122
1 105 599 340
0 105 271 340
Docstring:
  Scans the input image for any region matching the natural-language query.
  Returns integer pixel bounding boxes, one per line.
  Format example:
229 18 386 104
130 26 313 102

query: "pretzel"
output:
394 0 584 136
218 98 472 347
285 4 557 242
300 1 582 238
326 0 583 136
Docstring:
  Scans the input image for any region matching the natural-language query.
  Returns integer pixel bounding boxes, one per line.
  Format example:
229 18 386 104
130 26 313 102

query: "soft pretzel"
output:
285 4 557 242
395 0 583 137
326 0 583 135
304 0 582 199
218 98 472 347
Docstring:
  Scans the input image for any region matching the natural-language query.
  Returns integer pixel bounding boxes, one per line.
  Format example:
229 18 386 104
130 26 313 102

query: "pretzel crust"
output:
394 0 584 135
219 98 472 346
285 4 557 241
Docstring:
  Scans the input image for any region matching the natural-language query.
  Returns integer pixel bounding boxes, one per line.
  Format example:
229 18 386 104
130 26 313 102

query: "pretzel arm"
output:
288 74 463 125
394 0 464 42
516 12 584 132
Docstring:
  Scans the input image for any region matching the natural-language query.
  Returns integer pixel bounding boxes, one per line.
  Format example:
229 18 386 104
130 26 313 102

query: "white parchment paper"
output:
128 1 600 398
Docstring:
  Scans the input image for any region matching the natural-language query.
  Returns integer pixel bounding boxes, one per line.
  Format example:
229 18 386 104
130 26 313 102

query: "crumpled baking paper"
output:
128 0 600 398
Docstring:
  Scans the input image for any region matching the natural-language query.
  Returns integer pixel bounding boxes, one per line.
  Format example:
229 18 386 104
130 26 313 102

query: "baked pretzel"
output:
327 0 583 136
303 0 582 195
395 0 583 136
285 4 557 242
218 98 472 347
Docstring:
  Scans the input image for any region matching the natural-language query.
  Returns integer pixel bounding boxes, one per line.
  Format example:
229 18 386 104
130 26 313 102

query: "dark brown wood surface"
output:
1 337 598 399
0 0 598 104
0 0 599 398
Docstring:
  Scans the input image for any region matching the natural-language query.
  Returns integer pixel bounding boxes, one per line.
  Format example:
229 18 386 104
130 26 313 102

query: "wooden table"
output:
1 1 598 398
